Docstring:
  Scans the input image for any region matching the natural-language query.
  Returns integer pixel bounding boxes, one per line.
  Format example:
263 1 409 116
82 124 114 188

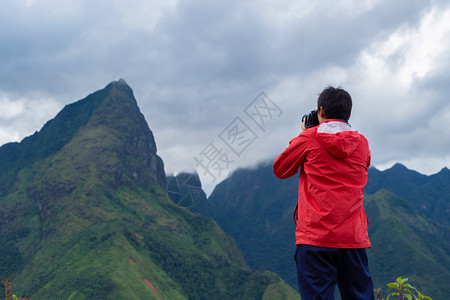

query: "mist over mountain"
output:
208 161 450 299
0 80 299 299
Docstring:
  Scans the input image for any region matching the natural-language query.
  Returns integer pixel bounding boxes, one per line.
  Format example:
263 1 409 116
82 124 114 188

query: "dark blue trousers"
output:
294 245 374 300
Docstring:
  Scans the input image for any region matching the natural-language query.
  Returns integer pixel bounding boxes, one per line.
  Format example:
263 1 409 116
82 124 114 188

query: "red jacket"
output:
273 119 371 248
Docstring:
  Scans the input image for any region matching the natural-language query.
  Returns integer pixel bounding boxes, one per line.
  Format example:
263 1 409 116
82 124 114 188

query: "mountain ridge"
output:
367 162 450 226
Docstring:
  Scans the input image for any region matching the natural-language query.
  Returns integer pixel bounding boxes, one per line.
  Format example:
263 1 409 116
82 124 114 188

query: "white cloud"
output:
339 3 450 173
361 5 450 86
0 96 25 120
0 91 61 145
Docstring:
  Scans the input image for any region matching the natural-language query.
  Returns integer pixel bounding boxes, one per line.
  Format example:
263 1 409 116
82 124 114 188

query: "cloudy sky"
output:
1 0 449 193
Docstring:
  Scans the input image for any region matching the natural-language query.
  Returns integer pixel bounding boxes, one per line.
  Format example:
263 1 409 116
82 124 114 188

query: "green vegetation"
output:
0 82 109 195
262 277 301 300
2 276 28 300
365 190 450 298
375 277 432 300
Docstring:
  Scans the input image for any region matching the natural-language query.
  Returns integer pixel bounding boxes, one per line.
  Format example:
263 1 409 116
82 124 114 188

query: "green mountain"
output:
0 80 299 299
365 189 450 298
367 163 450 226
208 161 450 299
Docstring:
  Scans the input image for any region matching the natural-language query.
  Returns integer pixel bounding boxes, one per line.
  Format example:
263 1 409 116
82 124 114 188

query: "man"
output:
273 86 374 299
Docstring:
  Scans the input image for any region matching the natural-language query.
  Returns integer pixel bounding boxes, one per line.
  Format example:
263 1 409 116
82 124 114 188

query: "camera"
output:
302 109 319 128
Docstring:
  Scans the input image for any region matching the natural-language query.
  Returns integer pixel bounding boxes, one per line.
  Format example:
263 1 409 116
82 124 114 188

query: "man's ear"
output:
319 106 326 119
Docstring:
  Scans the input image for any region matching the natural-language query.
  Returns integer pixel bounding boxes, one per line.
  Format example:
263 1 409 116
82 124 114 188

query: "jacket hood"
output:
315 120 361 158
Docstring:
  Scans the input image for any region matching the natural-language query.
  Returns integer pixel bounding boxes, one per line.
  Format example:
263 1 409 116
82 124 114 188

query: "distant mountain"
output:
208 162 299 288
365 163 428 195
166 172 210 217
208 161 450 299
367 163 450 226
0 80 299 299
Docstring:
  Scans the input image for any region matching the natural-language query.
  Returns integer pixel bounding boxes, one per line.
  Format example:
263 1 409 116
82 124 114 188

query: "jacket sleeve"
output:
273 132 309 179
362 135 371 168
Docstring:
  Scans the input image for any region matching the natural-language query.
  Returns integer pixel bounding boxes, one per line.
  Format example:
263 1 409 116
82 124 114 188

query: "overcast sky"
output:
1 0 449 193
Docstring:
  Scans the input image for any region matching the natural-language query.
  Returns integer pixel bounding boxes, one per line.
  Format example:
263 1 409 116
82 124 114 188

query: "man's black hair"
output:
317 86 352 122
